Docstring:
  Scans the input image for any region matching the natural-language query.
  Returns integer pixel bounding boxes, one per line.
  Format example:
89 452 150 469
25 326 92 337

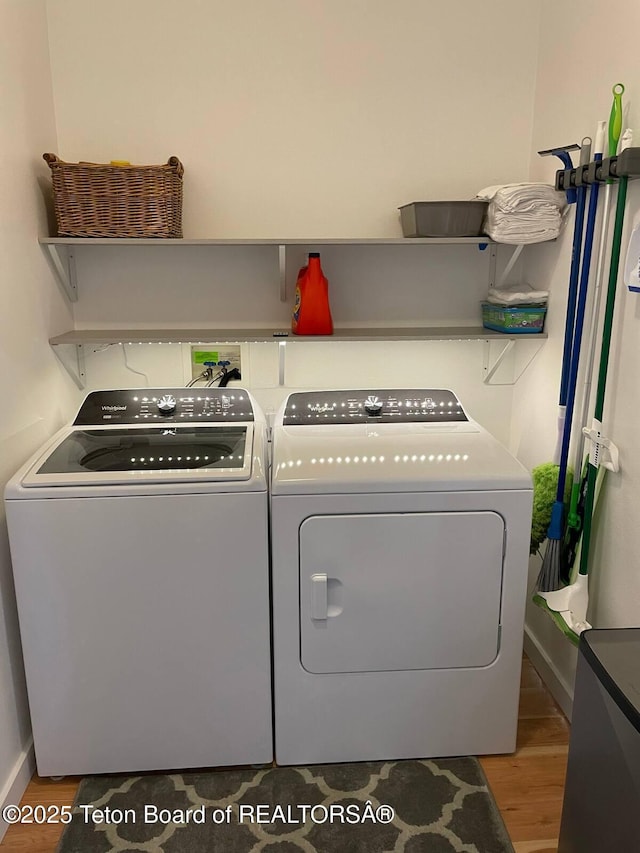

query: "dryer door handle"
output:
310 573 328 620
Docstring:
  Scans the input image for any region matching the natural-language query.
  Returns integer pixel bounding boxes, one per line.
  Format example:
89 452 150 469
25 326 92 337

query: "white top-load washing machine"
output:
5 388 272 777
271 389 533 765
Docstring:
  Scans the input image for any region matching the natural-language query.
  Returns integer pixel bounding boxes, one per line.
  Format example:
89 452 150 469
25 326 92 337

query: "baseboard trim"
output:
0 738 35 842
524 625 574 720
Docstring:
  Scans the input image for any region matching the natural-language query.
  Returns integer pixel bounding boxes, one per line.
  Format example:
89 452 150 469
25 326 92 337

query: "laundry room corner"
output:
4 1 546 841
0 0 82 839
509 231 581 718
4 0 640 850
514 0 640 718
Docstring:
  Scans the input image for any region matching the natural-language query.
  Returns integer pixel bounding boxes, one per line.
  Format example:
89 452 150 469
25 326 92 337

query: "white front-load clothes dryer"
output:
5 388 272 777
270 389 533 765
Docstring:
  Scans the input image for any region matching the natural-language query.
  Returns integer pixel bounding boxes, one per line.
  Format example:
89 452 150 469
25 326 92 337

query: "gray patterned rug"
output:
56 758 514 852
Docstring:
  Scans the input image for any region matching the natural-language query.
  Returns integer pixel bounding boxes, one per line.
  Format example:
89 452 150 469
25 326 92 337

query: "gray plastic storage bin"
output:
399 201 488 238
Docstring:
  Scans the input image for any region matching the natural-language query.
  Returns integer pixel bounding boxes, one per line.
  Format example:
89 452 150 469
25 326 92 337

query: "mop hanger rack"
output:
555 146 640 191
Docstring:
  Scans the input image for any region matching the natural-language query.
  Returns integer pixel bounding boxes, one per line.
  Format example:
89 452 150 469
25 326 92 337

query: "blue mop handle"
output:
559 187 587 406
555 157 602 502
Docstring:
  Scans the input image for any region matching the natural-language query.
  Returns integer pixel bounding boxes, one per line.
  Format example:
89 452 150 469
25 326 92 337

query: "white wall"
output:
517 0 640 710
0 0 78 837
44 0 541 437
46 0 540 238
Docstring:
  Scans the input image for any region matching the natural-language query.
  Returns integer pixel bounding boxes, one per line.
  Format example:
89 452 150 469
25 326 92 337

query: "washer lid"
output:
21 423 255 487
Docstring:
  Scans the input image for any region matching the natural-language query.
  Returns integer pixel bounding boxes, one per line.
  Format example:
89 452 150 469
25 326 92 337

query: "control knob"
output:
364 395 383 415
157 395 177 415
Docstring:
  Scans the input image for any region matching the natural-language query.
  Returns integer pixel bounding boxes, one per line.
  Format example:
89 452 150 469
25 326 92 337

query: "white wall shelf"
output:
49 326 543 346
41 236 541 389
40 237 497 245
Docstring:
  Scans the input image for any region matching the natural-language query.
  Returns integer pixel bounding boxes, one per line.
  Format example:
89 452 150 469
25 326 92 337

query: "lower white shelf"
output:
49 326 546 390
49 326 547 345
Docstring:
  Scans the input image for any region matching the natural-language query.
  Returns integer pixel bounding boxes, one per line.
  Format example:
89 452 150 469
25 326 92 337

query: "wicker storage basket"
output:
43 154 184 238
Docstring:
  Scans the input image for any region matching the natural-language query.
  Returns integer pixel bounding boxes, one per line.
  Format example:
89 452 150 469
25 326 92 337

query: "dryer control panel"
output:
283 390 468 424
73 388 255 425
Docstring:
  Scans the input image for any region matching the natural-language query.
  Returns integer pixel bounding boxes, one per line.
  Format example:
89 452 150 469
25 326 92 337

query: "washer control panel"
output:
73 388 255 425
283 390 468 424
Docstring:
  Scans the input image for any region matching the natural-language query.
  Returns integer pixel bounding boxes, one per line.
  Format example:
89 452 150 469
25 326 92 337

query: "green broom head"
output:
530 462 573 554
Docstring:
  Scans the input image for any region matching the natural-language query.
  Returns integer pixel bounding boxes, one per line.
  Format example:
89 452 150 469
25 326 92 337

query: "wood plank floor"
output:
479 657 569 853
1 656 569 852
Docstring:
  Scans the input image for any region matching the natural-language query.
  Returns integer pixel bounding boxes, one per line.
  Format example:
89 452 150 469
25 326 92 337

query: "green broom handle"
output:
579 466 598 576
594 175 627 421
579 175 628 576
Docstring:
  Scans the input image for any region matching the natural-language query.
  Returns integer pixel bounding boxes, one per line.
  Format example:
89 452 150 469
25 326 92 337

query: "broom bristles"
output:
537 537 562 592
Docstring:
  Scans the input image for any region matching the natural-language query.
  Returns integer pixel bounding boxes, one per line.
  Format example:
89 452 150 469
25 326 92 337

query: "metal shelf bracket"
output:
52 343 86 388
487 244 498 289
487 243 525 290
278 340 287 386
482 337 544 385
279 245 287 302
43 244 78 302
497 244 525 288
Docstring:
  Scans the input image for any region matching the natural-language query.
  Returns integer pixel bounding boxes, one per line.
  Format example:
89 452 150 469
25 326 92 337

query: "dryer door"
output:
299 511 505 673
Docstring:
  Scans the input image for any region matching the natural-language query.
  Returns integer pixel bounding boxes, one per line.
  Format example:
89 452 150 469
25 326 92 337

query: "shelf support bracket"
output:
52 343 86 389
43 245 78 302
483 338 515 383
483 337 544 385
496 244 524 288
278 340 287 386
487 244 498 289
279 245 287 302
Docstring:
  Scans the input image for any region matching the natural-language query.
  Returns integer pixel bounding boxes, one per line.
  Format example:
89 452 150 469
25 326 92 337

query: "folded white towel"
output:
484 212 562 244
476 183 566 212
486 285 549 306
476 183 566 244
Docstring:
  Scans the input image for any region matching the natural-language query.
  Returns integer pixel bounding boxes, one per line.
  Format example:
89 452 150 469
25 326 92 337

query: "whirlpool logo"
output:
309 403 336 413
101 405 127 412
